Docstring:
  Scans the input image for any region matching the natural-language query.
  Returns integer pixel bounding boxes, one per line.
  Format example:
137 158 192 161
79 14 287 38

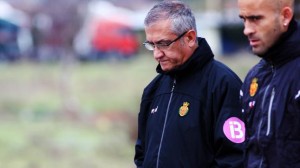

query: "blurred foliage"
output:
0 54 158 168
0 121 134 168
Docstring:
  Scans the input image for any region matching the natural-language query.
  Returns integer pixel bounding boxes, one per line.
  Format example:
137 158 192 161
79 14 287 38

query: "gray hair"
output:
144 1 197 36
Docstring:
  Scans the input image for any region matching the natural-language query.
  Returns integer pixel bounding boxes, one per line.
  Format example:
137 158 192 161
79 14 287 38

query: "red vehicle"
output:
85 19 139 61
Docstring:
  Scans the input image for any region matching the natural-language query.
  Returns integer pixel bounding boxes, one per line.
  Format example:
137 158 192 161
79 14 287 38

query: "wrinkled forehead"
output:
145 19 172 33
145 20 175 42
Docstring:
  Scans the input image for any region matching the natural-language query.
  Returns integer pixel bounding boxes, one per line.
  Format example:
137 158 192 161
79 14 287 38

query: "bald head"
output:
276 0 294 12
238 0 294 56
282 0 294 6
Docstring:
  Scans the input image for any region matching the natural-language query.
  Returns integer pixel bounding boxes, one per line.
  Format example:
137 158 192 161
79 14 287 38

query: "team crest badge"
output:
249 78 258 97
179 102 189 116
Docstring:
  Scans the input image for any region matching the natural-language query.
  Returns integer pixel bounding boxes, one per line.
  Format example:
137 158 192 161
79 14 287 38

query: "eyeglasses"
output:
143 31 188 51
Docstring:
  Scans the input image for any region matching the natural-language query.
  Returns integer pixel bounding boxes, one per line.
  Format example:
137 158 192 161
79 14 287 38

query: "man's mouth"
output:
249 39 260 47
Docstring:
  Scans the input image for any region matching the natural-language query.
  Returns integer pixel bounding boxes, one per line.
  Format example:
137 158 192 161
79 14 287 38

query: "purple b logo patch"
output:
223 117 245 143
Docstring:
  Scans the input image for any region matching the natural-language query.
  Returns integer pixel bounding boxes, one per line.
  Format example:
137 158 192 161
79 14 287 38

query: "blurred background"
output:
0 0 299 167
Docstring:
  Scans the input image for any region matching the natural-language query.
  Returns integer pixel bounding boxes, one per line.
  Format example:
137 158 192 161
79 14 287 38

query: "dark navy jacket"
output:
241 19 300 168
135 38 245 168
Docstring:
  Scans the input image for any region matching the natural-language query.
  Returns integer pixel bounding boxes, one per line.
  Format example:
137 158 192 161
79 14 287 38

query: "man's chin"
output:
160 63 173 71
252 48 266 58
161 66 171 72
254 52 264 58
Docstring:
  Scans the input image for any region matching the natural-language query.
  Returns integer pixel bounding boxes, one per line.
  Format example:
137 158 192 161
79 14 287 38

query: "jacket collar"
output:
156 37 214 77
262 19 300 66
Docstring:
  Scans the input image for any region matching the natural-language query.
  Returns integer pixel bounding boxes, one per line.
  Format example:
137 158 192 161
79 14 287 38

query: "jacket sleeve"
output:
211 74 245 168
134 97 150 167
134 74 162 167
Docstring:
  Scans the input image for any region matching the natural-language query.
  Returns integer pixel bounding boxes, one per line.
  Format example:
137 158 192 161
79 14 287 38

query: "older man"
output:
134 1 245 167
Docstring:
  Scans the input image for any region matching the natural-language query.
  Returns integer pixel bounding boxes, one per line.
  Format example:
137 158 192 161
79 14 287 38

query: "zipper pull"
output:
171 79 176 91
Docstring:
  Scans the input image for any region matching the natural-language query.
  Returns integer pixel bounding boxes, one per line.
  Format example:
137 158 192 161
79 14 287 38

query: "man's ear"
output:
185 30 197 47
281 6 293 27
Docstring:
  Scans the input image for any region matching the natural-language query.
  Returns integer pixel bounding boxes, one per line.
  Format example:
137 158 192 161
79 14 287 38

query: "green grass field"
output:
0 53 259 168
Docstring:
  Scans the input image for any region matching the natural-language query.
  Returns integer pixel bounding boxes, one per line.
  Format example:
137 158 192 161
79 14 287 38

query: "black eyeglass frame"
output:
143 31 188 51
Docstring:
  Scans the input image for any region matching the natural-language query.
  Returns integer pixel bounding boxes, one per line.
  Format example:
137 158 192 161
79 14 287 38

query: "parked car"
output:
88 20 139 61
73 0 140 62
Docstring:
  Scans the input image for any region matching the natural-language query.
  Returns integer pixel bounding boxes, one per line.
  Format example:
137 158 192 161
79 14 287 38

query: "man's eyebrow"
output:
239 15 262 20
155 39 171 44
144 40 154 44
146 39 170 44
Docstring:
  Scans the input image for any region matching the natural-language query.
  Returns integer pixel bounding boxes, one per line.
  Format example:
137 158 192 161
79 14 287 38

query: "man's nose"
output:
243 22 255 36
153 47 164 59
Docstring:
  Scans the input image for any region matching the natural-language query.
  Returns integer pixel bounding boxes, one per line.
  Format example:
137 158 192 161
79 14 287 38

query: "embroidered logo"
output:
249 78 258 97
179 102 189 116
223 117 245 143
249 101 256 109
151 106 158 114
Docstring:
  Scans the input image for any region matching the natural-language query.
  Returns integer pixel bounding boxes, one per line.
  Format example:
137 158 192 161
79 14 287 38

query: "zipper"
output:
266 65 276 136
261 85 270 110
257 64 276 167
259 157 263 168
257 65 276 168
257 120 263 143
257 85 269 143
266 88 275 136
156 79 176 168
257 89 275 168
258 65 276 138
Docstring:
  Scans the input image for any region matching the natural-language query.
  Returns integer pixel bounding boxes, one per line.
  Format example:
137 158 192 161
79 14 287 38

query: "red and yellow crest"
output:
249 78 258 97
179 102 189 116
